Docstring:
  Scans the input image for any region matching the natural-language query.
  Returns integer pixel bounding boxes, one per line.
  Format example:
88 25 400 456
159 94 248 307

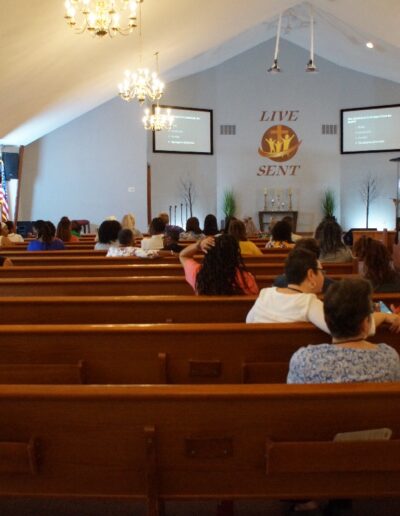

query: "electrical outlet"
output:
128 186 135 192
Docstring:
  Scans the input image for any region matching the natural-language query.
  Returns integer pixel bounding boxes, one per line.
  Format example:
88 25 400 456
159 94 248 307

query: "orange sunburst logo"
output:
258 124 301 162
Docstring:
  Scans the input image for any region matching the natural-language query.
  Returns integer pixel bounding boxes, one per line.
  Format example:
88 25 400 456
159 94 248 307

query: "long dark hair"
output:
56 216 73 242
196 234 248 295
354 237 398 288
315 219 345 255
203 214 219 236
33 220 53 244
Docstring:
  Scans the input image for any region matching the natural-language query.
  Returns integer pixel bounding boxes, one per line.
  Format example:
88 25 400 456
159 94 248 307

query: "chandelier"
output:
118 54 165 104
64 0 143 38
142 105 174 132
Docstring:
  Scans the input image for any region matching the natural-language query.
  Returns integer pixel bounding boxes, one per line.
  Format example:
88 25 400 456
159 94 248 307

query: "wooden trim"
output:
13 145 24 226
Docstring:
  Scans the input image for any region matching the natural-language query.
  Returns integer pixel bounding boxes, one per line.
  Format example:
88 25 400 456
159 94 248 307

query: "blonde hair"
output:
121 213 136 231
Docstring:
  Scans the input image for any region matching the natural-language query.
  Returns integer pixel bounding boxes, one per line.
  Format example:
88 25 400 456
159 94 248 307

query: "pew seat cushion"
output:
287 342 400 384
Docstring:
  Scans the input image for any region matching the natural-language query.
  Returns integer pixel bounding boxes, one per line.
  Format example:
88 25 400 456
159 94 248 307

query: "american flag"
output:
0 159 9 222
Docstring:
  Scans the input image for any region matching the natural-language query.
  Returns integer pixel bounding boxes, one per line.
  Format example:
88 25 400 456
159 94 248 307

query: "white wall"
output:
21 39 400 232
150 39 400 231
21 97 147 230
147 70 217 228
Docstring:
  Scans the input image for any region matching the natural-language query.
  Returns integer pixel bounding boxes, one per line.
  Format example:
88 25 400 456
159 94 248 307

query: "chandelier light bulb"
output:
142 105 174 132
63 0 143 38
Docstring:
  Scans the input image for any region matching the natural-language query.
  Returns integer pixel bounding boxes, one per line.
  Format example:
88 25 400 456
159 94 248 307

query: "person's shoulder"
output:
376 343 400 357
27 240 41 250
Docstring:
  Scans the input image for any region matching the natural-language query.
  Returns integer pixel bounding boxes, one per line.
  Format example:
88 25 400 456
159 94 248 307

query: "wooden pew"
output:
0 323 397 385
0 293 398 325
1 383 400 514
2 253 291 266
0 274 357 296
0 260 358 278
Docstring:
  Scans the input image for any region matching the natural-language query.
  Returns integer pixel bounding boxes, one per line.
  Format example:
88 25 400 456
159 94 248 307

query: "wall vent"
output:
322 124 337 135
220 125 236 135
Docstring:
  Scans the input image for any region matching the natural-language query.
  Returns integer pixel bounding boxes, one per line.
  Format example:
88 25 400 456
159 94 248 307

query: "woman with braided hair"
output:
179 234 259 295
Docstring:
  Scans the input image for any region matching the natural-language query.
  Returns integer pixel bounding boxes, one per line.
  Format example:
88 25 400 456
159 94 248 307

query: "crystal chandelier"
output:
118 53 165 104
64 0 143 38
142 105 174 132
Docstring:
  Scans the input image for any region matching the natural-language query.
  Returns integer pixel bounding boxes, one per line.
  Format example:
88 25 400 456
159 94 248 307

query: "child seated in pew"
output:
246 248 400 335
106 229 137 257
179 234 259 295
94 220 121 250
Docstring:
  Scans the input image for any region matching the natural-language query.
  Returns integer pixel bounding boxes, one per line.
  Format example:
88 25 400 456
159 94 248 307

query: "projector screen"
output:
153 106 213 155
341 104 400 154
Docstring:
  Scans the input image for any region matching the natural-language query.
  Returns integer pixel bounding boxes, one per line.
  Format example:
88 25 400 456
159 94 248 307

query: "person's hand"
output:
199 236 215 254
385 312 400 333
390 304 400 314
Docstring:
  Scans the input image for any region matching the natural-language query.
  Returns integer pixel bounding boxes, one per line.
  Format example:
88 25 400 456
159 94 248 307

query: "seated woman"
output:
0 222 15 247
27 220 65 251
107 229 137 257
5 221 24 243
354 237 400 292
273 238 334 293
203 214 219 236
94 220 121 250
56 216 79 242
179 234 259 295
121 213 142 238
315 218 353 262
141 217 165 251
228 219 263 256
246 248 400 335
265 220 295 249
71 220 82 238
287 278 400 383
179 217 204 240
162 228 183 254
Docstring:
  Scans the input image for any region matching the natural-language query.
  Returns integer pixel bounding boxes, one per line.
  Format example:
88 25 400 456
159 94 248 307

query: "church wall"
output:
21 97 147 230
150 39 400 232
20 39 400 233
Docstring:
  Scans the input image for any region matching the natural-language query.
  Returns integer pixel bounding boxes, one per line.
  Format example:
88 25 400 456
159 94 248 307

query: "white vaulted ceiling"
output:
1 0 400 145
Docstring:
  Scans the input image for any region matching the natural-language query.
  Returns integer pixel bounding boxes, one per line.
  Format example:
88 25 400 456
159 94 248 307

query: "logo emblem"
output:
258 124 301 162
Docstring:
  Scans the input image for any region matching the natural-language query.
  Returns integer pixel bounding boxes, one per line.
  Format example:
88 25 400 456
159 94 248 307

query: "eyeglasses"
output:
315 267 326 275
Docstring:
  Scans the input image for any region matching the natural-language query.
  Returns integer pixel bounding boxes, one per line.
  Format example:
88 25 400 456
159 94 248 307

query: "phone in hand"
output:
379 301 392 314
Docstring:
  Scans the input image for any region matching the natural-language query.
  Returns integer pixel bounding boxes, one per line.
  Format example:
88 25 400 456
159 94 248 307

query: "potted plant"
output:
223 189 236 218
321 189 336 220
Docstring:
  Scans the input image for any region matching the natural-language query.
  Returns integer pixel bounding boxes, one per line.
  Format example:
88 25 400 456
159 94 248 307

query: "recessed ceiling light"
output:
366 42 374 49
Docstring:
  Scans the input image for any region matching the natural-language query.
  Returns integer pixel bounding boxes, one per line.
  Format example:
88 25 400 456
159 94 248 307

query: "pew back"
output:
0 261 357 278
0 323 397 385
1 383 400 510
0 274 357 296
0 293 398 325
